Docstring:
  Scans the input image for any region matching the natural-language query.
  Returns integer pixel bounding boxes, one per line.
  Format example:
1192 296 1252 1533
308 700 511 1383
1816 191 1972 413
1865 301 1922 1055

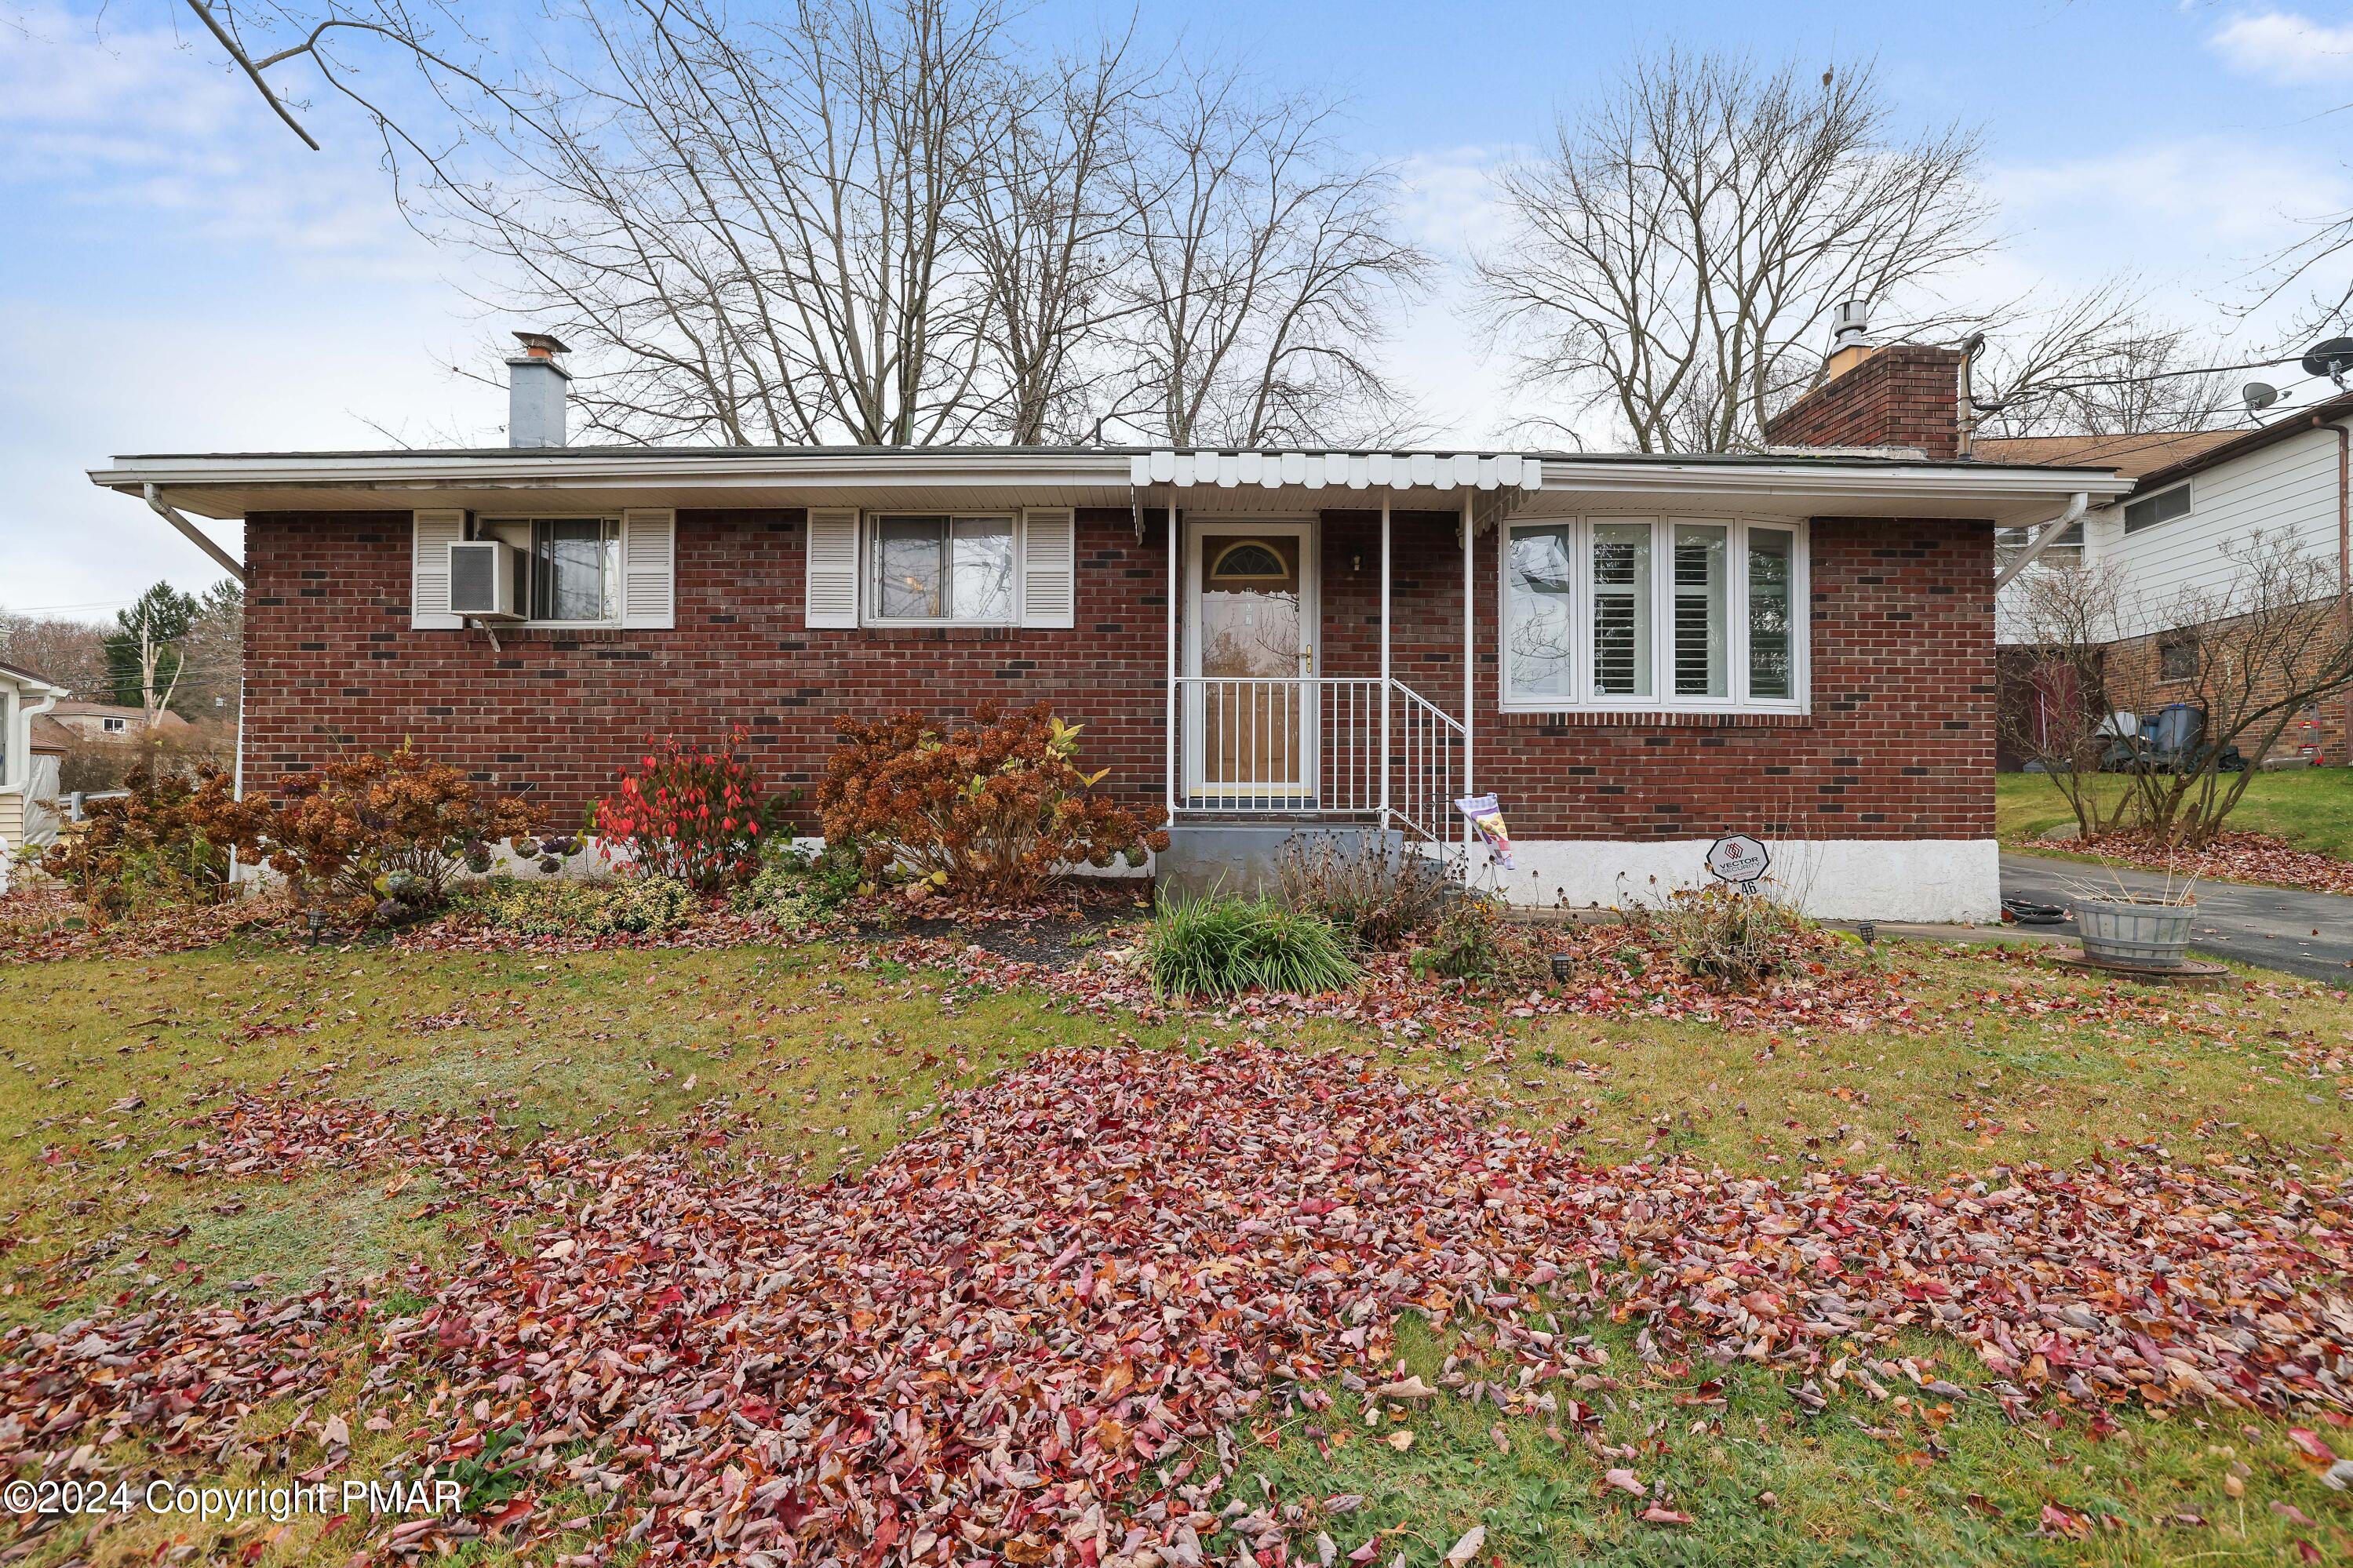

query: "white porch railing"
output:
1169 675 1464 846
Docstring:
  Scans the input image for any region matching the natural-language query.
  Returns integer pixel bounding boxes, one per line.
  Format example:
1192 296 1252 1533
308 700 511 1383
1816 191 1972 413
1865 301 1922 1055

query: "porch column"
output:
1379 493 1392 828
1165 497 1178 824
1462 493 1474 852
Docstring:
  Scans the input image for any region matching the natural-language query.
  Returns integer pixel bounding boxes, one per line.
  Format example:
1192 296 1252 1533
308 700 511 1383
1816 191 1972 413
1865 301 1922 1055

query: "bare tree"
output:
1999 559 2140 841
2009 534 2353 849
2125 532 2353 846
0 610 109 697
417 0 1011 446
166 0 510 153
961 33 1150 443
1472 51 1991 453
1972 279 2239 439
1102 67 1431 447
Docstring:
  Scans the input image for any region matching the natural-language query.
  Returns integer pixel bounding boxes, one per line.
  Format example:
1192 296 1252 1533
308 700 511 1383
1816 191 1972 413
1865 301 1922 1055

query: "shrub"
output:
1142 894 1360 1000
1412 890 1510 980
1652 882 1811 989
592 730 764 892
462 875 698 937
1274 833 1451 950
819 702 1168 902
263 744 538 924
38 763 271 924
730 838 861 926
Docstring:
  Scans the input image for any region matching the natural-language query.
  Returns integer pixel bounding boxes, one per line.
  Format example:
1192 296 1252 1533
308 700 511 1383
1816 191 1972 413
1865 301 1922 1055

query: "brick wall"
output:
242 508 1171 829
2092 606 2352 766
245 507 1995 841
1765 346 1966 459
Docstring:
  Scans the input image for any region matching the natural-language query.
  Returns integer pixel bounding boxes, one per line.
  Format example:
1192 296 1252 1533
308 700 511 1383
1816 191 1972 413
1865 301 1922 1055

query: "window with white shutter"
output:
410 508 465 629
1019 507 1076 628
619 509 676 628
805 508 861 628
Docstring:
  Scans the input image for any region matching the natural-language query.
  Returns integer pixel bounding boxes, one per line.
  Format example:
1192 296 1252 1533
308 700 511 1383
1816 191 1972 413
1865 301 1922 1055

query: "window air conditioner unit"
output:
448 540 522 620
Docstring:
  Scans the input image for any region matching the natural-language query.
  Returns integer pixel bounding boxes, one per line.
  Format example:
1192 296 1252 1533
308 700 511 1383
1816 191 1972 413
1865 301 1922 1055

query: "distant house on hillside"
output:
1984 393 2353 768
43 700 192 742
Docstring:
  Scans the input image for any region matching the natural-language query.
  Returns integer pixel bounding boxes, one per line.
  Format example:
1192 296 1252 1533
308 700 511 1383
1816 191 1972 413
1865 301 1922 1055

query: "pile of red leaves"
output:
2077 830 2353 897
6 1046 2349 1565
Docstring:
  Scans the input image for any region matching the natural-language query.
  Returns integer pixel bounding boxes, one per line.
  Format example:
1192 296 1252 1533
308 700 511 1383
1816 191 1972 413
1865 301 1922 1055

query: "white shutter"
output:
806 507 860 628
1020 507 1076 628
411 508 464 629
620 508 676 629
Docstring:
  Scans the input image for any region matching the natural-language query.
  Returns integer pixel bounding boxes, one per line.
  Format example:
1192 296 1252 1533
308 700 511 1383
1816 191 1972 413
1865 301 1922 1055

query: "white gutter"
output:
144 484 245 582
1991 491 2090 590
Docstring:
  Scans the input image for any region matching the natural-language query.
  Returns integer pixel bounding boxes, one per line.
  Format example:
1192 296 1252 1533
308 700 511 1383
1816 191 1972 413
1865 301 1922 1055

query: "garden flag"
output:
1455 793 1514 868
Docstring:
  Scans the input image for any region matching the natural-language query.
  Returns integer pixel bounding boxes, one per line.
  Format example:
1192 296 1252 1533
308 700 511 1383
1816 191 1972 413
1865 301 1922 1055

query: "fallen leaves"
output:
2074 829 2353 898
5 1042 2351 1566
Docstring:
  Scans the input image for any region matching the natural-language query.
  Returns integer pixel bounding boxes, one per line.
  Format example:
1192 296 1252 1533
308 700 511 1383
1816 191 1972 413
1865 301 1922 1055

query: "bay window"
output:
1502 517 1806 712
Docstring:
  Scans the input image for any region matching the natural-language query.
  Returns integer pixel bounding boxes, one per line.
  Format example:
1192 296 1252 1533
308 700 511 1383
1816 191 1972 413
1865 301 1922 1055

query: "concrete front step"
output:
1156 821 1412 901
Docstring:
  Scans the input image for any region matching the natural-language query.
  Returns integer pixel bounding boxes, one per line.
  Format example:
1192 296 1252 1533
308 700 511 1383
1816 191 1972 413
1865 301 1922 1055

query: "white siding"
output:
2000 417 2348 643
2091 420 2344 635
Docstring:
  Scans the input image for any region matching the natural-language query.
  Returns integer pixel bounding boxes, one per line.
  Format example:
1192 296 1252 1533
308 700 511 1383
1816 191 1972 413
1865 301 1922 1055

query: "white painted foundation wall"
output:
1455 839 2002 924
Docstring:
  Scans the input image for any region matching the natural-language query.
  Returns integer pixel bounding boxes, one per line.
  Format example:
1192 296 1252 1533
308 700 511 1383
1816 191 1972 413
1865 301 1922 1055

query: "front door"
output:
1184 520 1318 803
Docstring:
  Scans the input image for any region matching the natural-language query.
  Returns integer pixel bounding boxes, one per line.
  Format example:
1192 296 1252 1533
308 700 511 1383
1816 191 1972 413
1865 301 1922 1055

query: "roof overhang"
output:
89 446 2132 530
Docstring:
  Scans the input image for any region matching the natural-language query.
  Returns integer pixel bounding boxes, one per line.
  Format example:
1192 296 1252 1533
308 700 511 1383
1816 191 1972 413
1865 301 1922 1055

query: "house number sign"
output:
1705 835 1770 885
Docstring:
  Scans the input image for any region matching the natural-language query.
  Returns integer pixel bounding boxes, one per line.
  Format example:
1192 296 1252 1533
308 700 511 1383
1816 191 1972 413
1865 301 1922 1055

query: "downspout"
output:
1957 332 1987 460
1992 491 2090 591
2 683 60 889
2337 421 2349 763
144 484 245 584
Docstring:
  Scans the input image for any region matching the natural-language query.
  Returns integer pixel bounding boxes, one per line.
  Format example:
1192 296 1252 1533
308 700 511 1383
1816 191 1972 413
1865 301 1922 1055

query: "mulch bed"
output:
2071 830 2353 898
5 1045 2351 1564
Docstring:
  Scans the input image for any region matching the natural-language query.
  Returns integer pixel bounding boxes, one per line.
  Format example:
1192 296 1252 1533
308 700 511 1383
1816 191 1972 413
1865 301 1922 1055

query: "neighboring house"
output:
1984 394 2353 766
44 700 192 741
85 334 2125 922
0 658 68 892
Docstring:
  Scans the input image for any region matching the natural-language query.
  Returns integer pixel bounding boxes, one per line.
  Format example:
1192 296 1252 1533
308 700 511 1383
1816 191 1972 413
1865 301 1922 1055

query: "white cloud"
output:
2207 9 2353 87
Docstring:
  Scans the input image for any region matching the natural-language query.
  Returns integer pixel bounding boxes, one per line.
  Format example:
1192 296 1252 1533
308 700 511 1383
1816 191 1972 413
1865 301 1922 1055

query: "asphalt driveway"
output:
2002 853 2353 985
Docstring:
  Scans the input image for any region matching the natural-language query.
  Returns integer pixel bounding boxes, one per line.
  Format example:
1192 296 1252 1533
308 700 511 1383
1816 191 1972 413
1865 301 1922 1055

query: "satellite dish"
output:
2243 381 2279 412
2300 337 2353 387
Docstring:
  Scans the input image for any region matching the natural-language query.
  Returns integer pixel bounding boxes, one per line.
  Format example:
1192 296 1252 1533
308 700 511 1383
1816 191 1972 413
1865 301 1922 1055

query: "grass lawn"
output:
1998 768 2353 858
4 934 2350 1565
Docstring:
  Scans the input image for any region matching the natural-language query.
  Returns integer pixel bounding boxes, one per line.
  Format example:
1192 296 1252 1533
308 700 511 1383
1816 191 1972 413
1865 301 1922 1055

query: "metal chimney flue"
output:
506 331 571 449
1825 300 1873 380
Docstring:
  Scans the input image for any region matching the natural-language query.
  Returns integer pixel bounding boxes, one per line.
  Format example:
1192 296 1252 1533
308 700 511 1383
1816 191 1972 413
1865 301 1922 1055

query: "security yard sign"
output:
1705 835 1770 885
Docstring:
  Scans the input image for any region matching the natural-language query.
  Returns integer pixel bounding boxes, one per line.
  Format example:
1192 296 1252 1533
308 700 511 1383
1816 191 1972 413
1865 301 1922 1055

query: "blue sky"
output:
3 0 2350 617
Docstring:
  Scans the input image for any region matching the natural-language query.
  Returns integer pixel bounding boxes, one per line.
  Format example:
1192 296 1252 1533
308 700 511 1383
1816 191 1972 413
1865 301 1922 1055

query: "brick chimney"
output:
1765 309 1965 460
506 331 572 449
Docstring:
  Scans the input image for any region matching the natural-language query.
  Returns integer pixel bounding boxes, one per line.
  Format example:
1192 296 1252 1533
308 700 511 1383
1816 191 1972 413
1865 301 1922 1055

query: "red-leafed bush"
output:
264 744 541 923
592 730 764 891
819 702 1167 902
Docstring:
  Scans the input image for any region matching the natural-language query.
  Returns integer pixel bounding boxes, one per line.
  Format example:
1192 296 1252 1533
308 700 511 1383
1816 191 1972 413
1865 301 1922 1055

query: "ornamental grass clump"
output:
1652 880 1812 990
592 729 766 892
820 701 1168 903
262 744 539 925
1273 831 1451 951
38 763 271 925
1142 893 1360 999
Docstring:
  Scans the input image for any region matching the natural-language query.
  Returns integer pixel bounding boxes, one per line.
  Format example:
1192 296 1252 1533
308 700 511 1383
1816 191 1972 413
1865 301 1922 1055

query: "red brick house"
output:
89 340 2127 921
